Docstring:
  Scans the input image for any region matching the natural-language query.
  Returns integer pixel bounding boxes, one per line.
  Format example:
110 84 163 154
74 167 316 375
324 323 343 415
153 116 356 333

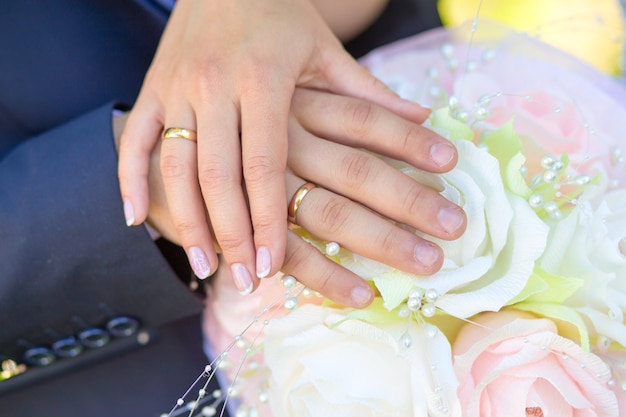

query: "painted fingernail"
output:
256 246 271 278
188 246 211 279
430 142 455 167
123 199 135 227
232 263 253 296
438 206 465 235
414 243 440 268
351 285 373 307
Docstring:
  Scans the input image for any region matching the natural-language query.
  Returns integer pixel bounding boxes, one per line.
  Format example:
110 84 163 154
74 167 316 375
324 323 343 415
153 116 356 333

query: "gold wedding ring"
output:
162 127 197 142
288 182 317 224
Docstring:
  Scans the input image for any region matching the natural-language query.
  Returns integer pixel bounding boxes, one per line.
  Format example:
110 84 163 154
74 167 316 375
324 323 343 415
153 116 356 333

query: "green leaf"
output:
330 297 401 328
430 108 474 141
508 266 583 305
372 271 417 311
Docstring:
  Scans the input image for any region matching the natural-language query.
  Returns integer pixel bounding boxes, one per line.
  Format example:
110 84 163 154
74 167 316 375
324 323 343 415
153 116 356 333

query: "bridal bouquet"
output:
172 21 626 417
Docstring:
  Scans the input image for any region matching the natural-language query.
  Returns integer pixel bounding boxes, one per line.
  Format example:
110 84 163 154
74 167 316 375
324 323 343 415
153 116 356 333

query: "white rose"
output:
263 304 461 417
541 188 626 345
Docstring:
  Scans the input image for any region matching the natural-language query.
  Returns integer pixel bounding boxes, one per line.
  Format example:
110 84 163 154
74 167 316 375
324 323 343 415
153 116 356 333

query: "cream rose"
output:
540 189 626 346
452 311 618 417
263 304 461 417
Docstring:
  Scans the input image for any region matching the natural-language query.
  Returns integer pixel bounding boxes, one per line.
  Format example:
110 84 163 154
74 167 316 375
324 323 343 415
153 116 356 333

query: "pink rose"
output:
452 311 618 417
361 22 626 189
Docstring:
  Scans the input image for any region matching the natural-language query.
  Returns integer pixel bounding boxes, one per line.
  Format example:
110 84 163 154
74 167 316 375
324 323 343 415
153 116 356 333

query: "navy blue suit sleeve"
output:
0 103 202 360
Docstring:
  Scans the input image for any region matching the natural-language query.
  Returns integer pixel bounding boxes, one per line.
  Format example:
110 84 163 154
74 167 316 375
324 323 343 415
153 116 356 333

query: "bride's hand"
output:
116 0 429 288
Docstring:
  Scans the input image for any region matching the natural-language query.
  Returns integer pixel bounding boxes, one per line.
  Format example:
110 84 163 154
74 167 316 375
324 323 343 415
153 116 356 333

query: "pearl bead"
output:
400 333 412 349
177 398 184 406
422 303 436 317
474 106 489 120
543 169 558 183
454 109 469 123
409 288 423 300
541 155 556 169
448 96 459 109
407 297 422 311
204 364 212 374
429 86 442 97
441 43 454 57
520 165 528 178
281 275 297 289
426 67 439 78
202 406 217 416
424 324 438 339
465 61 478 72
325 241 340 256
543 201 558 214
258 390 269 403
482 49 496 62
552 160 564 171
425 288 439 303
528 194 543 208
284 297 298 310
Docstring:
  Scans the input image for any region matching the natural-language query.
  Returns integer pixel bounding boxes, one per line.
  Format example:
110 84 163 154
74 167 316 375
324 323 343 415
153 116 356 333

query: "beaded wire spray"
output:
165 1 626 416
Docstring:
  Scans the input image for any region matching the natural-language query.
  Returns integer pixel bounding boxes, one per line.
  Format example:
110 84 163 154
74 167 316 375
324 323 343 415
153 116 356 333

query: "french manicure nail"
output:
188 246 211 279
123 199 135 227
430 142 455 167
351 285 373 306
232 263 253 296
438 206 465 235
414 243 440 268
256 246 271 278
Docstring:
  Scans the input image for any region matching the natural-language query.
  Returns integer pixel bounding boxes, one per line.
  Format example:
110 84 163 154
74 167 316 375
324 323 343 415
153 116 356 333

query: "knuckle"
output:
400 125 419 152
283 239 310 272
377 228 399 256
171 217 198 240
198 163 237 195
344 100 376 138
160 154 187 180
340 152 374 189
401 186 428 217
215 232 247 254
243 154 281 185
317 196 351 235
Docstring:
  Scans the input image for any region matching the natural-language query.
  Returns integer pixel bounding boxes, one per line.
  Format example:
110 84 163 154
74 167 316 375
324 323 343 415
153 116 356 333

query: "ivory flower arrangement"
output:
169 20 626 417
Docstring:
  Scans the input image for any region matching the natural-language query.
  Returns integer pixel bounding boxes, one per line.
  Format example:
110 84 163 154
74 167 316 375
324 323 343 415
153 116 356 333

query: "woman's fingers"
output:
160 103 219 280
239 78 291 280
117 97 163 227
195 96 259 295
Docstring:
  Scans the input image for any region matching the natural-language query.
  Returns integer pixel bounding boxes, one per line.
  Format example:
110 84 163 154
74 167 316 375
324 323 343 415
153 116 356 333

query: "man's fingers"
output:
282 231 374 308
291 89 458 174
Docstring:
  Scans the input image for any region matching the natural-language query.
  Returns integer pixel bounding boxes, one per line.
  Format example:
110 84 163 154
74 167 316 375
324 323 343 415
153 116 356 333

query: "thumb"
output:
320 51 430 123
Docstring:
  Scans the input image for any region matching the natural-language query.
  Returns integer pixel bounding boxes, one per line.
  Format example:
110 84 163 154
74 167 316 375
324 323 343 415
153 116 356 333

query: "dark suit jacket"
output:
0 0 440 415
